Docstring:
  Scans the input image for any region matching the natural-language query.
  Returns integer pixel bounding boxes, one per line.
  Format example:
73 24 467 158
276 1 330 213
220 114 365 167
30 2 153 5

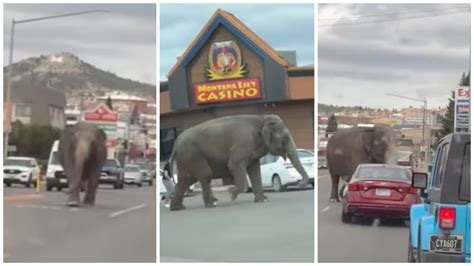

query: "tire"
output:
6 182 11 187
46 184 52 191
408 234 415 262
149 180 153 186
113 182 119 189
137 182 142 187
272 175 285 192
342 207 352 224
57 186 62 192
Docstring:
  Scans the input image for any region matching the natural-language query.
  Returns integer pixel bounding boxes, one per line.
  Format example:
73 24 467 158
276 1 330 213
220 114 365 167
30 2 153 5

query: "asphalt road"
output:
317 169 409 262
4 182 156 262
160 186 314 262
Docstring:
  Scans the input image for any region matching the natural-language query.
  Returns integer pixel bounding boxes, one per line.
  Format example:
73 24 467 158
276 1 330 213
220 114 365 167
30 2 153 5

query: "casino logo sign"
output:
206 40 247 81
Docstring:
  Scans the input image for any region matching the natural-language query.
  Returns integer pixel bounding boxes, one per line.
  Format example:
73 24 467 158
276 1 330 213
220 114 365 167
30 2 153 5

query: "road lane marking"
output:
321 206 331 213
4 194 43 203
108 204 148 218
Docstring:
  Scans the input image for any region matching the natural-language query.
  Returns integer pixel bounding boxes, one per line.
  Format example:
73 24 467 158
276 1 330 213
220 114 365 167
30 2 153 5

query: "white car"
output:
124 164 143 187
258 149 315 192
4 157 41 188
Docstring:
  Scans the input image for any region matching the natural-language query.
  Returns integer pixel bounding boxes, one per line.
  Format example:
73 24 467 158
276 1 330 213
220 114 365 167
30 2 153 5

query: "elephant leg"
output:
247 160 268 203
200 178 218 208
83 177 99 206
228 162 248 201
170 176 193 211
330 174 340 202
68 190 80 207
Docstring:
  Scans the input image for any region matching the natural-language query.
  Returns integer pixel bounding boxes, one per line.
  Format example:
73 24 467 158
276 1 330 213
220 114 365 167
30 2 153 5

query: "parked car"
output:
408 133 470 262
136 162 153 186
45 140 69 191
100 159 124 189
123 164 143 187
341 164 420 223
4 157 41 188
257 149 315 192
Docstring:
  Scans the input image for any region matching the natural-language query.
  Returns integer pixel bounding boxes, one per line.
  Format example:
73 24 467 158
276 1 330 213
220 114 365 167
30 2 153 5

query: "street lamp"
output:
386 93 429 164
4 9 108 160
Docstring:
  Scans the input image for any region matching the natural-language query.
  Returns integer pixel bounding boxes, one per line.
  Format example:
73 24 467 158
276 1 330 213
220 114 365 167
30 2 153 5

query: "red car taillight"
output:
439 207 456 230
408 187 418 194
348 183 359 191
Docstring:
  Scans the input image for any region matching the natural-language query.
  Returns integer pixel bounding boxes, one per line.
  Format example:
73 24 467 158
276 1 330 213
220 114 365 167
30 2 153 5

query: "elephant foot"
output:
82 200 95 206
254 195 269 203
67 200 80 207
170 203 186 211
228 186 243 201
298 179 309 188
205 199 218 208
329 198 340 202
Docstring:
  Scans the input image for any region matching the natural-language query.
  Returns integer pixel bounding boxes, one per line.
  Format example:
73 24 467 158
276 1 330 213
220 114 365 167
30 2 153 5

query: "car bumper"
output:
99 176 120 184
4 175 30 184
46 178 68 188
345 202 411 218
420 250 465 262
124 179 140 184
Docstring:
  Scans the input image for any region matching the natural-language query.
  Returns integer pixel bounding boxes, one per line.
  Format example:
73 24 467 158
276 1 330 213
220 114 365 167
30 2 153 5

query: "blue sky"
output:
160 4 314 81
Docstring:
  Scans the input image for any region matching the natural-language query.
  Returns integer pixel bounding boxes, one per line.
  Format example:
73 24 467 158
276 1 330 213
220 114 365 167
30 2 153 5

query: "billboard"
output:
454 86 470 133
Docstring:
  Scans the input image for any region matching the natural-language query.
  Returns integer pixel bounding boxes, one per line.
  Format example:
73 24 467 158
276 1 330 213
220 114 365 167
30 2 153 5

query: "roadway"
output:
317 169 409 262
160 186 314 262
4 182 156 262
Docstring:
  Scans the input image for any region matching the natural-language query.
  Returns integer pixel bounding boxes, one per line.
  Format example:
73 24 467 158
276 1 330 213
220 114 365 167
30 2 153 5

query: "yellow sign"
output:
194 78 261 104
206 40 246 81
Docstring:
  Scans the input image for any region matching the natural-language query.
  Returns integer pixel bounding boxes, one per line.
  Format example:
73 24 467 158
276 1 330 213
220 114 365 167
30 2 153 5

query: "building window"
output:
16 103 31 117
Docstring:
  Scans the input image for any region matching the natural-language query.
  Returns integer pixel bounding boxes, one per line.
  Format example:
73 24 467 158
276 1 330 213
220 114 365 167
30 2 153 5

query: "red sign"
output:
106 139 118 148
194 77 261 104
84 103 118 122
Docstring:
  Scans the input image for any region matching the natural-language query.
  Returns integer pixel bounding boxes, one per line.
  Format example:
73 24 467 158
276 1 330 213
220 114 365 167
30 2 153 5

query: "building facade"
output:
160 9 314 161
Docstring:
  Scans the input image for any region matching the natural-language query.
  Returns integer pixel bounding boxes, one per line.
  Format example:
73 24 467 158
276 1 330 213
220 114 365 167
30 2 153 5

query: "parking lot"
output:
160 187 314 262
4 183 156 262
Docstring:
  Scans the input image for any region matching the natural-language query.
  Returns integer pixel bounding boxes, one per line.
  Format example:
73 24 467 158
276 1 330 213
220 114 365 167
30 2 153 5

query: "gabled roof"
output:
167 9 290 78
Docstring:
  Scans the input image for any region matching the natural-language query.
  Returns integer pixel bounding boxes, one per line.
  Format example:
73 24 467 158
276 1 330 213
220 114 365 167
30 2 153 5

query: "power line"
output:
319 6 468 21
319 7 470 27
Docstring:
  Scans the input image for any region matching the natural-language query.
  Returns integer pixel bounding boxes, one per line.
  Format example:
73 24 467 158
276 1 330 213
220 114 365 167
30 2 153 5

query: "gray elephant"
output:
58 122 107 207
326 125 396 202
168 114 310 211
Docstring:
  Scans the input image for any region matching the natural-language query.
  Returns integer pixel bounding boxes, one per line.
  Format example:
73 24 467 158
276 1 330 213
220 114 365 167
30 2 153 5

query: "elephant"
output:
167 114 310 211
326 125 396 202
58 122 107 207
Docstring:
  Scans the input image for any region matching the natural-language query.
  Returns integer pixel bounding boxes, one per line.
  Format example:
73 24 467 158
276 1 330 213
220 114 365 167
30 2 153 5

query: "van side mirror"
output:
412 172 428 189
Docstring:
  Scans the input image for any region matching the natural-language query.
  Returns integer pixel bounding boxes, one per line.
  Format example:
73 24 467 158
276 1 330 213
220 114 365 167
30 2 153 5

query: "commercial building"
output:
160 9 314 160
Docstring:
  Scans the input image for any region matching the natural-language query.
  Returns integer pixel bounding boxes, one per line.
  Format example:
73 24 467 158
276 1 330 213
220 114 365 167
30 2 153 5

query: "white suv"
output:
4 157 41 188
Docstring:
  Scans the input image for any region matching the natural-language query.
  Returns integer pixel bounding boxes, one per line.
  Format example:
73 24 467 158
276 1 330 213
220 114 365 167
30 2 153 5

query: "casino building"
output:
160 9 314 160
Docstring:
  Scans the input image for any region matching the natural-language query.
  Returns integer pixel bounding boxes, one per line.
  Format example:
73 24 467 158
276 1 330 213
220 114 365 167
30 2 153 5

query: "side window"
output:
433 143 449 188
459 143 470 201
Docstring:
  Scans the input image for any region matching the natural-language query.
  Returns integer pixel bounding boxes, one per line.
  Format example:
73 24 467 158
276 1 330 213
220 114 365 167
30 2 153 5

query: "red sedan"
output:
341 164 421 223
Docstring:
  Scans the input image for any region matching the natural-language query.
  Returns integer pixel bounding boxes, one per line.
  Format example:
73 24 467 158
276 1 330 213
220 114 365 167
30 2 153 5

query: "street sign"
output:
454 86 470 133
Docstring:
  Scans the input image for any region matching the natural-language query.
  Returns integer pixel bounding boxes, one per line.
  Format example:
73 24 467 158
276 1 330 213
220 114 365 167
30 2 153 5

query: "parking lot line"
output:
108 203 148 218
4 194 44 203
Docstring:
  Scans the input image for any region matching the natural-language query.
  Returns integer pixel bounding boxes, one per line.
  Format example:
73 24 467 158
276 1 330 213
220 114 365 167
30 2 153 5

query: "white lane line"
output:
321 206 331 213
108 204 148 218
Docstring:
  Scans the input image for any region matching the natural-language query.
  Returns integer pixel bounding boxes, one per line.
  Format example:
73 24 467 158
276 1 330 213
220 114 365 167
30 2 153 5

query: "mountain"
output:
3 52 155 100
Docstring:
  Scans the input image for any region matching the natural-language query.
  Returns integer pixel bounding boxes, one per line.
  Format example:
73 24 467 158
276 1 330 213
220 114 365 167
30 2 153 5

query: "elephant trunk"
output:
67 139 89 193
285 136 310 183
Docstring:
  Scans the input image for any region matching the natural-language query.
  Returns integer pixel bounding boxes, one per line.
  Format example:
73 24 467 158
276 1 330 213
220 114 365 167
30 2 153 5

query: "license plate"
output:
430 235 463 253
60 179 68 184
375 188 391 196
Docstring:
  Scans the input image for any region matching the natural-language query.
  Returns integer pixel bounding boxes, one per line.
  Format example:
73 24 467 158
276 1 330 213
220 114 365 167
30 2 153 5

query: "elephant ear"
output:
261 120 277 148
361 129 374 156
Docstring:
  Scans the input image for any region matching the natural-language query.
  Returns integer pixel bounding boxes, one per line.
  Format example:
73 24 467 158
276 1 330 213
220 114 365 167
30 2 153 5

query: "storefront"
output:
160 9 314 160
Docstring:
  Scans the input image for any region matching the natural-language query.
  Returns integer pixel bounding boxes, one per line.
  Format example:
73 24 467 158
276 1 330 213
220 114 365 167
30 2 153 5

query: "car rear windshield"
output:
5 159 34 167
125 166 139 172
356 166 411 181
104 160 118 167
459 143 470 201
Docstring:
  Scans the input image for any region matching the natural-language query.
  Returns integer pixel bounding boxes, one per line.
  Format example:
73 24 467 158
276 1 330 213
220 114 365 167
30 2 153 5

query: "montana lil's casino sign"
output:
194 40 261 104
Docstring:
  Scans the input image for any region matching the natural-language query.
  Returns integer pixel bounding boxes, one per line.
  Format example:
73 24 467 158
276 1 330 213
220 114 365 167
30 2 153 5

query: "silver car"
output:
123 164 143 187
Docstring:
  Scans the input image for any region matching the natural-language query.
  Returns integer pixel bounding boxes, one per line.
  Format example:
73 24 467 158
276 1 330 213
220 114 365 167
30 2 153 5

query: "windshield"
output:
104 160 118 167
356 166 411 181
50 152 60 165
459 143 470 201
125 166 140 172
297 150 314 158
5 159 35 167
